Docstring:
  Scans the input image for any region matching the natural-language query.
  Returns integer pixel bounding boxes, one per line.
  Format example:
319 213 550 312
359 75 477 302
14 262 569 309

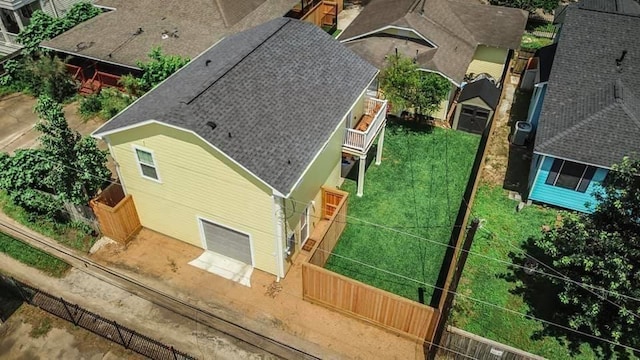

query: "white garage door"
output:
201 220 252 265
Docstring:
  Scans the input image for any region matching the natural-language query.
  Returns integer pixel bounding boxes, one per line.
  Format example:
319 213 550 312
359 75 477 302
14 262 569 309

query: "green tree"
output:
531 156 640 357
17 2 101 55
489 0 559 13
135 47 190 92
379 54 450 116
34 96 110 205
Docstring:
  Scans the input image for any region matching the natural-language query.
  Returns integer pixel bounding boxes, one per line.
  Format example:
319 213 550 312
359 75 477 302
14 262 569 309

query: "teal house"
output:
527 0 640 213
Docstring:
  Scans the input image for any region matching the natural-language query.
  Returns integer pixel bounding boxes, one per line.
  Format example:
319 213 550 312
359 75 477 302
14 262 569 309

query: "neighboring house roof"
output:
340 0 526 85
93 18 378 196
534 43 557 83
41 0 297 68
534 3 640 168
458 78 501 110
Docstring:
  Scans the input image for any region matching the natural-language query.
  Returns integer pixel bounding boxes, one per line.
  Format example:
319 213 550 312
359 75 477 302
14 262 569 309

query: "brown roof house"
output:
340 0 527 134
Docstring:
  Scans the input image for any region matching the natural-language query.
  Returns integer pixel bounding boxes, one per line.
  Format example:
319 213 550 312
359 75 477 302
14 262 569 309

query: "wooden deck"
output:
354 102 383 132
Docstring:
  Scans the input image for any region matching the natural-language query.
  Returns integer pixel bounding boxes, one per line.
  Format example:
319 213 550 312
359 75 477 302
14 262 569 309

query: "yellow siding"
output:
432 98 449 120
466 46 508 80
284 115 346 273
108 123 278 275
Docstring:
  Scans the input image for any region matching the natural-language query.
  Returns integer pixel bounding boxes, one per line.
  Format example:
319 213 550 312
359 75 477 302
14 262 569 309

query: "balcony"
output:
342 97 388 154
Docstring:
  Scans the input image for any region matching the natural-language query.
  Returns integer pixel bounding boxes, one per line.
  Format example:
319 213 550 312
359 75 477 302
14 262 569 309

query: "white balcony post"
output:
357 155 366 197
0 18 10 43
375 126 385 165
13 10 25 31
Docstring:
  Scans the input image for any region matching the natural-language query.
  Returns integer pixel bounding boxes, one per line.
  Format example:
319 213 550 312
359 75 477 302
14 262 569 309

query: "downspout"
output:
272 195 286 280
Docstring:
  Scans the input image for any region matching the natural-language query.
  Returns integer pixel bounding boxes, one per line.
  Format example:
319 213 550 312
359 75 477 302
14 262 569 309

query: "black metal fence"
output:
3 275 196 360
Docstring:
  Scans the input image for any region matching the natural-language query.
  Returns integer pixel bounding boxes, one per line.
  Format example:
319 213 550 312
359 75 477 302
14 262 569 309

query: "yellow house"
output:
92 18 385 282
339 0 526 131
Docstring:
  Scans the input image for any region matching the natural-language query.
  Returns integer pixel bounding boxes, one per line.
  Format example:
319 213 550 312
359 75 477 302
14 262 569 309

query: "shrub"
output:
79 94 102 118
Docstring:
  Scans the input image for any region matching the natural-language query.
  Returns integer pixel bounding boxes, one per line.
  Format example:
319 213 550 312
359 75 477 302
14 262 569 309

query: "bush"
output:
0 56 77 102
78 88 134 120
78 94 102 118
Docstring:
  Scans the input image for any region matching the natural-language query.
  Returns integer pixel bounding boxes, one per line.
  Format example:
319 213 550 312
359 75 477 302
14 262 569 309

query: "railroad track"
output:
0 219 321 360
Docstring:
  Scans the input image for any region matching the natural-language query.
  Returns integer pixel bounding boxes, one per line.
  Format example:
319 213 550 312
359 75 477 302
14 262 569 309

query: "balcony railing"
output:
285 0 322 20
342 97 388 153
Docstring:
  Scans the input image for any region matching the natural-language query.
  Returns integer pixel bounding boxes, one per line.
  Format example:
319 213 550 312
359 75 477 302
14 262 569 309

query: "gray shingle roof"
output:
93 18 378 196
41 0 297 68
534 4 640 168
458 78 501 110
340 0 526 84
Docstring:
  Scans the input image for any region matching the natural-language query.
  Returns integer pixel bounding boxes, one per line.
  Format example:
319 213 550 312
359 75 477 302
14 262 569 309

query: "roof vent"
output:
206 121 217 130
616 50 627 73
614 81 623 102
205 59 212 67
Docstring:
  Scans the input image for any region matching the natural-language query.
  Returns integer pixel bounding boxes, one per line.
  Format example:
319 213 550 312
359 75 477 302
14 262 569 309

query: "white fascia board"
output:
340 25 438 48
533 151 611 170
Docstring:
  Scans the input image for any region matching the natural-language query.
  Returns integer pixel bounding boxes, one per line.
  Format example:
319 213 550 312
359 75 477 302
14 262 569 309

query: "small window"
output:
135 147 159 181
545 159 595 193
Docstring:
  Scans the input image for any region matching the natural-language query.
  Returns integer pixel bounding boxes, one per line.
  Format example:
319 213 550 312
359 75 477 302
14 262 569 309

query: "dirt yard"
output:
0 93 104 153
480 74 533 197
90 229 426 360
0 304 144 360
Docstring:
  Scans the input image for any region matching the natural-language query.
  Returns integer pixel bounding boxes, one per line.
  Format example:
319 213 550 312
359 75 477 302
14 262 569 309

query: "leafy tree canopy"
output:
489 0 560 13
379 54 450 116
135 47 190 93
0 96 110 217
528 156 640 357
17 2 101 55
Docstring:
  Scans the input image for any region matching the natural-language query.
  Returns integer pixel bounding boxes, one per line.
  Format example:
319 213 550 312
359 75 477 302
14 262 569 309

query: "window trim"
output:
300 204 310 246
132 145 161 183
545 159 594 193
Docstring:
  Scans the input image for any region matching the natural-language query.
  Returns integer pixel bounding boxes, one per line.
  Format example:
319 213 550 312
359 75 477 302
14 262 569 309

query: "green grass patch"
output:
452 184 595 359
332 29 342 38
521 34 553 52
0 232 69 277
325 125 480 302
0 192 97 252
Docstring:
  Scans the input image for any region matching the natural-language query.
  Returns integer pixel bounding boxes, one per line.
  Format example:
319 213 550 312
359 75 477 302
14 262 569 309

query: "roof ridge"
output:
617 82 640 130
186 18 292 105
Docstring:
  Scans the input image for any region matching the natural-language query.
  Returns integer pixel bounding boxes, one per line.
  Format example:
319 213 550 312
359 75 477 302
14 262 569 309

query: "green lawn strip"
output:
326 126 480 302
521 34 553 51
452 184 595 359
0 192 97 252
0 232 69 277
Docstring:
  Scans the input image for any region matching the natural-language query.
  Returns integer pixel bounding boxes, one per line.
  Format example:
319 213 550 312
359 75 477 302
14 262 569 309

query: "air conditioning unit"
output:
511 121 532 146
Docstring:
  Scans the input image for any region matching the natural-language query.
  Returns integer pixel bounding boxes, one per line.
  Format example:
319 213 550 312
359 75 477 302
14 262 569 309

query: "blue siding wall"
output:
527 83 547 130
529 155 608 213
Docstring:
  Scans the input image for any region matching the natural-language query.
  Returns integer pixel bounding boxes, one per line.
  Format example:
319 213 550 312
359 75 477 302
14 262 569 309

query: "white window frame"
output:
132 145 161 183
300 204 310 246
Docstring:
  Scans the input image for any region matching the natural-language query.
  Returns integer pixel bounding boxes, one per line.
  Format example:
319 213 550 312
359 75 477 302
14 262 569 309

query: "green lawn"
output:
0 232 69 277
325 125 480 302
452 184 596 359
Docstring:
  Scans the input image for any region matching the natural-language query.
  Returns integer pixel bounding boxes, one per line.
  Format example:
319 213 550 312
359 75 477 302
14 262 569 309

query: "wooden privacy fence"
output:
439 326 545 360
308 187 348 266
89 183 141 243
302 187 438 341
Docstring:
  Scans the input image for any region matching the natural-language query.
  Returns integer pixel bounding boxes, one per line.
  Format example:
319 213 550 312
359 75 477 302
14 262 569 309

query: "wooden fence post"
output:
428 218 480 359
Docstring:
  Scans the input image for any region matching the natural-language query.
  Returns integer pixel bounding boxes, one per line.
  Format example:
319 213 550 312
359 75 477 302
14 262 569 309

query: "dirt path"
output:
0 252 279 360
0 305 144 360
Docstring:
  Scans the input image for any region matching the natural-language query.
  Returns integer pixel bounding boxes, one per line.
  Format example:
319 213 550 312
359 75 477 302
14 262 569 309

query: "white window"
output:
134 147 160 181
